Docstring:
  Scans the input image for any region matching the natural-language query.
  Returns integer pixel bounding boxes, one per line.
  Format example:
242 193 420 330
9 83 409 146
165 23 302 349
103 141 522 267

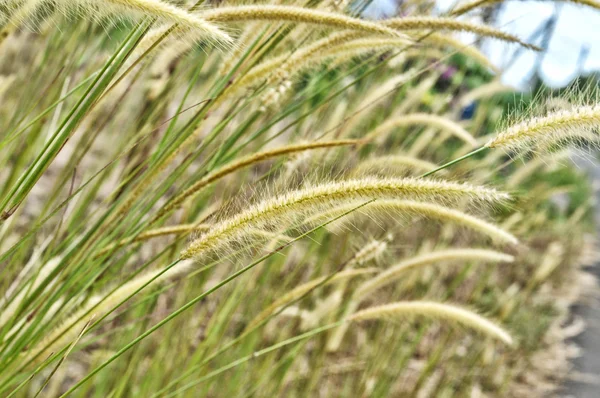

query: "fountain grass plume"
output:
332 246 508 349
362 113 477 147
349 301 513 345
385 17 539 50
486 103 600 154
424 33 499 72
222 32 412 104
355 248 514 299
201 5 401 37
53 0 233 46
326 247 512 352
153 139 361 224
181 178 509 260
305 199 517 244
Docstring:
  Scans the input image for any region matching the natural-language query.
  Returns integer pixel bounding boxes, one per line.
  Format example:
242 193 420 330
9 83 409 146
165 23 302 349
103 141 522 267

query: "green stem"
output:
163 322 344 398
151 252 358 397
57 201 374 397
2 257 183 397
420 146 489 178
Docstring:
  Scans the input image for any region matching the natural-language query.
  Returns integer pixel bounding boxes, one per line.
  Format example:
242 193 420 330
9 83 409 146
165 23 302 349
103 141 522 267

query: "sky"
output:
479 1 600 89
366 0 600 91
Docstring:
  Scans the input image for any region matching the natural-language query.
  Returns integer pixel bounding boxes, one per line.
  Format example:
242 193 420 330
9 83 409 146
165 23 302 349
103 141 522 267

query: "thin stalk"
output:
57 201 375 396
163 322 343 398
420 146 489 178
0 72 100 151
152 253 362 397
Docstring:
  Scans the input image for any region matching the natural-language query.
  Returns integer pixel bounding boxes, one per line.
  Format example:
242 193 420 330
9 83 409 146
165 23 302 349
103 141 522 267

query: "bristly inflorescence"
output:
303 199 517 244
424 33 499 72
361 113 478 146
181 178 509 261
325 247 514 351
349 301 513 345
384 17 539 50
52 0 233 46
222 31 413 107
486 103 600 154
355 248 514 299
200 5 402 37
153 140 361 224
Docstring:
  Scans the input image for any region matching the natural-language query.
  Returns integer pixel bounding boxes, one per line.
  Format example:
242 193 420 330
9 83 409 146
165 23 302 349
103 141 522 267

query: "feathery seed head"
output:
155 140 360 223
181 178 509 260
304 200 517 245
349 301 513 345
350 238 390 266
356 248 514 299
362 113 477 147
385 17 539 50
201 5 403 38
424 33 498 72
486 103 600 154
55 0 233 46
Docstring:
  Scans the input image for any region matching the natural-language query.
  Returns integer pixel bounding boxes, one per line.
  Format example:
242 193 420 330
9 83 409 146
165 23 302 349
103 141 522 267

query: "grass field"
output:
0 0 598 396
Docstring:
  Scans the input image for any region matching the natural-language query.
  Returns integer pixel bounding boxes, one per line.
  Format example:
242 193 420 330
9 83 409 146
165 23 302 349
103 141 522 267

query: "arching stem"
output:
420 146 489 178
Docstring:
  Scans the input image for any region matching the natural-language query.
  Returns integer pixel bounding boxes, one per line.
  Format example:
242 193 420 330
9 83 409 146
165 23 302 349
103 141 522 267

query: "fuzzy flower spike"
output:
56 0 233 46
486 103 600 154
181 177 509 260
